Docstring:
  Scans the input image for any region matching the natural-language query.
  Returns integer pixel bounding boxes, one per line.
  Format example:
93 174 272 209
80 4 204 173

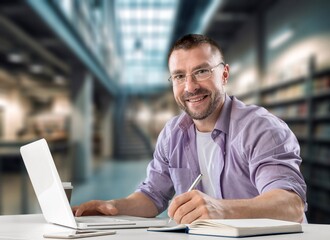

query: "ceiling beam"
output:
27 0 119 96
0 14 70 74
213 12 251 22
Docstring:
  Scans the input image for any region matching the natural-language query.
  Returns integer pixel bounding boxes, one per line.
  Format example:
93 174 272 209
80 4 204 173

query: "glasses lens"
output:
174 75 186 85
194 69 211 81
169 65 220 85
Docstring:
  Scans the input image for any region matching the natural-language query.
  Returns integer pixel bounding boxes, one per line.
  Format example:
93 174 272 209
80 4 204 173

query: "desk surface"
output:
0 214 329 240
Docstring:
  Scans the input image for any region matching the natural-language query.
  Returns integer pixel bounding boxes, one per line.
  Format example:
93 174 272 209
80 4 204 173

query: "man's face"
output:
168 44 228 120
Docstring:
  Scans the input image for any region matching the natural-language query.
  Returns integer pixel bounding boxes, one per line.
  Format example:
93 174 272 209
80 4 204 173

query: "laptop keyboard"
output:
75 216 130 223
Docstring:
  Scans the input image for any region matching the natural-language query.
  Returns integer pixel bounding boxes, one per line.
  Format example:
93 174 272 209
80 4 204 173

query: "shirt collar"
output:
214 94 231 135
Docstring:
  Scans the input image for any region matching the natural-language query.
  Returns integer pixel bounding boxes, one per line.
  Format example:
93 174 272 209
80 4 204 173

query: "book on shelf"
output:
148 218 302 238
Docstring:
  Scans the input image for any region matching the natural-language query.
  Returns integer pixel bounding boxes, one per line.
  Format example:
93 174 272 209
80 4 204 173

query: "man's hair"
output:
167 34 224 63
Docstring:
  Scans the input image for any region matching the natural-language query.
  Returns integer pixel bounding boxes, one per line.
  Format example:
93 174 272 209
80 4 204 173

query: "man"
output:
73 34 307 224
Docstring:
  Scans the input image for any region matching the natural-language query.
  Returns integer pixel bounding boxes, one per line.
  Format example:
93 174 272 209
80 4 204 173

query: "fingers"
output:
73 200 98 217
180 206 201 224
168 190 205 224
73 200 118 217
168 192 190 220
72 206 80 215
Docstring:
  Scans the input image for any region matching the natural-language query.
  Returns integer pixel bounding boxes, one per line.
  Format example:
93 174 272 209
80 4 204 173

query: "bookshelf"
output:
237 56 330 223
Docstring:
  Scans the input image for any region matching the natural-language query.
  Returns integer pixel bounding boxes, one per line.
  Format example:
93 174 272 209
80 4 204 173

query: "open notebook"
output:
20 138 167 229
148 218 303 237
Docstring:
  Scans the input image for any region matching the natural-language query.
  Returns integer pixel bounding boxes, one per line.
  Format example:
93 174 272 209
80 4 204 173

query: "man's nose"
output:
184 74 200 92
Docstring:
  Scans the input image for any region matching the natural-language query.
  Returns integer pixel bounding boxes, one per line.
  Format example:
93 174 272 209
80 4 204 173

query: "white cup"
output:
62 182 73 202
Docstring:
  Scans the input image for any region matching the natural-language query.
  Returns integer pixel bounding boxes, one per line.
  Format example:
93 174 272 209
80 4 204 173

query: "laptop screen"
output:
20 138 77 228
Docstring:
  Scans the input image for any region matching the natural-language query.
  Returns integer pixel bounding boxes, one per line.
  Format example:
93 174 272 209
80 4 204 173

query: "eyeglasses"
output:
168 62 225 86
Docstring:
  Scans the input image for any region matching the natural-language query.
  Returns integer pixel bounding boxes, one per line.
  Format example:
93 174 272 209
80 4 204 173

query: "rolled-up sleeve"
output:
135 123 175 214
247 116 307 210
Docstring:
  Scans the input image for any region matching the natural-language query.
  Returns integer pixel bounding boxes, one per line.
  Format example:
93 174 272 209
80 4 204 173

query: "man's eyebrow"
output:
171 63 211 75
171 69 185 75
192 63 210 71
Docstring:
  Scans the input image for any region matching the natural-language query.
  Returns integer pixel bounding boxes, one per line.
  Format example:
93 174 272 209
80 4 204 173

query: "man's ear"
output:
222 64 230 84
223 71 228 79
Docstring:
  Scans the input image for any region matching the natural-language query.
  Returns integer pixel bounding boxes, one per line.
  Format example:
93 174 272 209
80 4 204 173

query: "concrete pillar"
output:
70 71 93 182
99 94 114 159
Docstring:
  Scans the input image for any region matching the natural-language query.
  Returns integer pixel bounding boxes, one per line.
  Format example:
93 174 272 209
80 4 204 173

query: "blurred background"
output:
0 0 329 223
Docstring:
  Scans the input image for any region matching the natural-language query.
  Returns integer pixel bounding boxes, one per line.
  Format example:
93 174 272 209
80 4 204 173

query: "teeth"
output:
189 97 204 102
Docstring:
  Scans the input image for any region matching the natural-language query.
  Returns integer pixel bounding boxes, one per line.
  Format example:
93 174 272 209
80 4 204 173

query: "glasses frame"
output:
168 62 225 86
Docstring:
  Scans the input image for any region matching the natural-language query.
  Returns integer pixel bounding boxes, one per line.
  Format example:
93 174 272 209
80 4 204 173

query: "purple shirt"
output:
136 95 307 214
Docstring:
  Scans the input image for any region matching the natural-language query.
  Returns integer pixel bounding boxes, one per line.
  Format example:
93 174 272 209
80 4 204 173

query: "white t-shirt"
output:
196 129 221 199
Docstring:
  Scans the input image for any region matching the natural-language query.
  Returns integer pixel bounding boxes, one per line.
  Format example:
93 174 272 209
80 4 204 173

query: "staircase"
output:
114 120 153 160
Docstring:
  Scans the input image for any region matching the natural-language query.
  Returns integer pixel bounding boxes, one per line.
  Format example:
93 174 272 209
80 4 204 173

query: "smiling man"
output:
73 34 307 224
168 38 227 131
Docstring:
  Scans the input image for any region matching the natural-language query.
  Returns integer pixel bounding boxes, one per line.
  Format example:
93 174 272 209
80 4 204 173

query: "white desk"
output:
0 214 330 240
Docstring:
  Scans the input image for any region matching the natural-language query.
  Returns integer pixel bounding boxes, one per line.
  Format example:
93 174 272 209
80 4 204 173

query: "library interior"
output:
0 0 329 224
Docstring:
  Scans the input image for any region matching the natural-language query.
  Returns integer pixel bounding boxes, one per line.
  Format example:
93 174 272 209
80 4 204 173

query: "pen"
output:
168 173 203 224
187 173 203 191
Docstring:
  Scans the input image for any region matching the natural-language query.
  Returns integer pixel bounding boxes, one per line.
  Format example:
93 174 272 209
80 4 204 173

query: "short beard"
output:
177 89 222 120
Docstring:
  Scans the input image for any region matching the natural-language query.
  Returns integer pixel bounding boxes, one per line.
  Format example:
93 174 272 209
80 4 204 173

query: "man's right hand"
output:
72 192 159 218
72 200 119 217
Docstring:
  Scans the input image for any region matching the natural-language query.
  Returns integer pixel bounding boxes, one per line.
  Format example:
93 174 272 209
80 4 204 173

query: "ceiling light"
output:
54 75 66 85
29 64 43 74
7 52 24 63
269 29 294 49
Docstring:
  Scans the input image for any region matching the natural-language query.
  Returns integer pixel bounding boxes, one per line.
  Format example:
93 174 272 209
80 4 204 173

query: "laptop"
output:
20 138 167 229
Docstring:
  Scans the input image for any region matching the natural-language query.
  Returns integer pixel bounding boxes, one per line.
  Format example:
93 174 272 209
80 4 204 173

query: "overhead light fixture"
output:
269 28 294 49
54 75 66 85
7 52 24 63
29 64 43 74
